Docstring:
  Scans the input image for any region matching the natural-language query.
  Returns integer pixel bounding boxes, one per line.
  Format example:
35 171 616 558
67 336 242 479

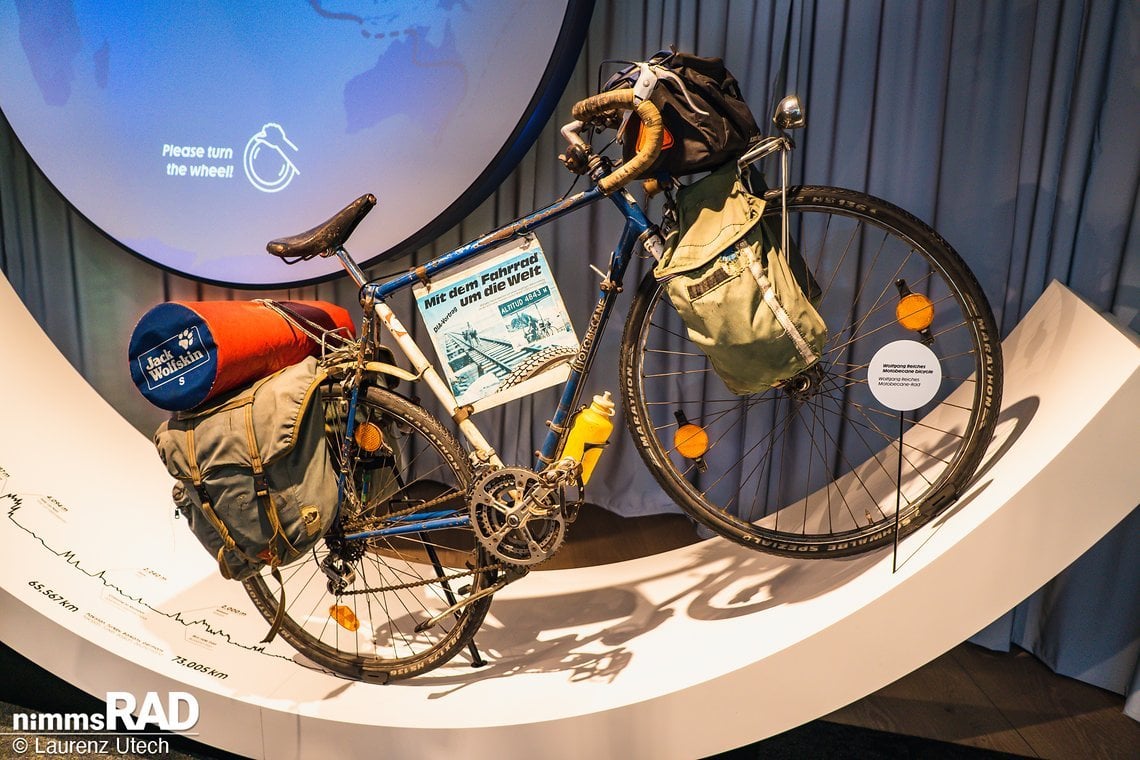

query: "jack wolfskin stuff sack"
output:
129 299 355 412
154 357 337 581
655 163 828 394
603 50 761 177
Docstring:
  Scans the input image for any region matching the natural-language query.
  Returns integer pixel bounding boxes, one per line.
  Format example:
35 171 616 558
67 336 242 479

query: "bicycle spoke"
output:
623 187 1000 556
243 387 492 681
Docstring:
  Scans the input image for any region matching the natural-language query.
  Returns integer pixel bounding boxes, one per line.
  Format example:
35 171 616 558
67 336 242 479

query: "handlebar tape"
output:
571 89 663 195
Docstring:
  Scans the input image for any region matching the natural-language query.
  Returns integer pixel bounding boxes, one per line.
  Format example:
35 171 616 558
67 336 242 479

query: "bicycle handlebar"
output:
569 89 663 194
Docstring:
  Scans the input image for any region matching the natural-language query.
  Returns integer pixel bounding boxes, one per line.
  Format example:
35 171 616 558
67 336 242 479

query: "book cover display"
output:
414 236 577 412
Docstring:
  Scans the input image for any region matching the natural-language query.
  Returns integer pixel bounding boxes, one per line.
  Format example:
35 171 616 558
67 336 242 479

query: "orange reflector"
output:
354 421 384 452
674 423 709 460
329 605 360 632
896 293 934 331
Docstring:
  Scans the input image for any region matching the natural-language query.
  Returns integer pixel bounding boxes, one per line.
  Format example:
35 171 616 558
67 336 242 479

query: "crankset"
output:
469 464 579 566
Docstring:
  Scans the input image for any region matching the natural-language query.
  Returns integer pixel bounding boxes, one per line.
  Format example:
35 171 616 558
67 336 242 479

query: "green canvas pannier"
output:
655 162 827 394
154 356 338 581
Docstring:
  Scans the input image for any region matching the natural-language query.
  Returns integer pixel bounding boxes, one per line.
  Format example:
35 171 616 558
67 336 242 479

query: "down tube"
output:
538 193 652 464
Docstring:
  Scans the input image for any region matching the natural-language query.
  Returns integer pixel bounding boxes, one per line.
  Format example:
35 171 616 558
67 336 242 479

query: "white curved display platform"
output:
1 274 1137 759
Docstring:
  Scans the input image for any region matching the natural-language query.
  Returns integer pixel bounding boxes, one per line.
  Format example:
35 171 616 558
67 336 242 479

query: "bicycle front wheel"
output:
621 186 1002 557
243 386 496 682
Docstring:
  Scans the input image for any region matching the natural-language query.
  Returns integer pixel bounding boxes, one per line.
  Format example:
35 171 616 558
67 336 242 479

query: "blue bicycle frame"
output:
339 184 656 542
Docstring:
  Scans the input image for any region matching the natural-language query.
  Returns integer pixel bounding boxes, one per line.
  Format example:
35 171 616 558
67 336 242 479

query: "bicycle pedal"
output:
563 500 582 524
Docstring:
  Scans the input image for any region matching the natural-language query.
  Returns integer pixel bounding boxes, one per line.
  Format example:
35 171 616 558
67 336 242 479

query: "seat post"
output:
335 246 368 288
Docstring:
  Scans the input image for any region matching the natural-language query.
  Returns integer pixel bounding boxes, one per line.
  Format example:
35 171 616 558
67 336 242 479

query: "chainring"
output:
470 466 568 566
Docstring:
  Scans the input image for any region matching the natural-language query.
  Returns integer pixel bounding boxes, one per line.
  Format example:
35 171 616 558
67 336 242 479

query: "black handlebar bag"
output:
603 50 761 177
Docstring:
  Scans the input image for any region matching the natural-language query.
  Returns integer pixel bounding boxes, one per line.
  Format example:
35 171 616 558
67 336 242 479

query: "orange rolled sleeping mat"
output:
129 300 354 412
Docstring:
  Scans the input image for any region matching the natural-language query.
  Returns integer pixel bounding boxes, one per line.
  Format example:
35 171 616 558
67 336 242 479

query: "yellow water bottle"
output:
562 391 616 485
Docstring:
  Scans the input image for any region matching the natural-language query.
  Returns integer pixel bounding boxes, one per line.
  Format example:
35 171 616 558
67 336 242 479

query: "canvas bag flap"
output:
154 356 336 580
654 161 766 279
160 358 326 475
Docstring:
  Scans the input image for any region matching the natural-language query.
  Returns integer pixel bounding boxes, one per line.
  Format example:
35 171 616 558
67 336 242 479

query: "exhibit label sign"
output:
868 339 943 411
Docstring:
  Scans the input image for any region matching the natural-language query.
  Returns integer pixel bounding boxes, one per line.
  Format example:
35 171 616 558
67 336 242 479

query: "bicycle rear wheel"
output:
621 186 1002 557
243 386 496 682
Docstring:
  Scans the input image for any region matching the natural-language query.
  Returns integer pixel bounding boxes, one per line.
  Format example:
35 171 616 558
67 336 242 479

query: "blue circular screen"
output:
0 1 591 286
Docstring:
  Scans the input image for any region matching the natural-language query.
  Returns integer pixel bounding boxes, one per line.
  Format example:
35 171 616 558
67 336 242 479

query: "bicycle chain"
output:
347 486 463 530
336 561 506 596
337 486 509 596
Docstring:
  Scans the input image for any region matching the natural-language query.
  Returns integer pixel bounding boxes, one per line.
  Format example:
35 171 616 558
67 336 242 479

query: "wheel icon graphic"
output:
244 123 300 193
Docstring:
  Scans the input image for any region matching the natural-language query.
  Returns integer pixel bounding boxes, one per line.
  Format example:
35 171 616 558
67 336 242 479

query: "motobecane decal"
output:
137 326 211 390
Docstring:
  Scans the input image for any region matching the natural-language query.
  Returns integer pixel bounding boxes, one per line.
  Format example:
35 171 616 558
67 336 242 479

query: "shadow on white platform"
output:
1 277 1136 759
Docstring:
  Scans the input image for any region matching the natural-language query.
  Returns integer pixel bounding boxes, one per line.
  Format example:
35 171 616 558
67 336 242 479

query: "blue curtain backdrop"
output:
2 0 1137 718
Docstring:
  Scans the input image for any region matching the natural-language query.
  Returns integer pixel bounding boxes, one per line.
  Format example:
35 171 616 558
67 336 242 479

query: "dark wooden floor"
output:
546 504 1140 759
